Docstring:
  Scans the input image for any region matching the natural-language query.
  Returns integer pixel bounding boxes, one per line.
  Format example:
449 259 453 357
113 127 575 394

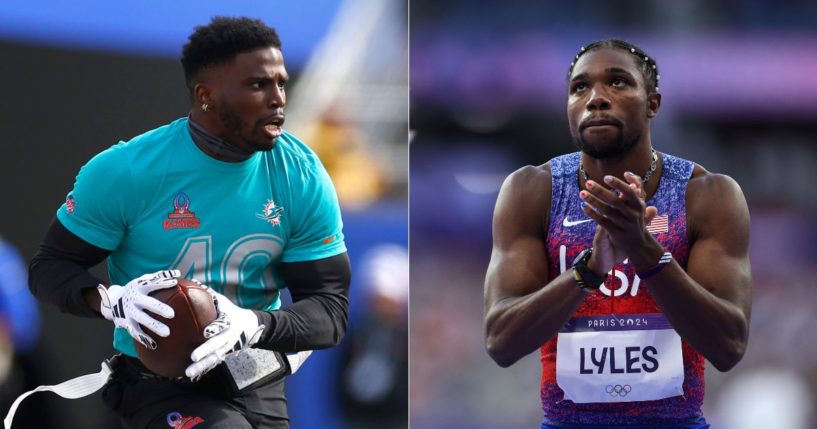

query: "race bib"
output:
556 314 684 404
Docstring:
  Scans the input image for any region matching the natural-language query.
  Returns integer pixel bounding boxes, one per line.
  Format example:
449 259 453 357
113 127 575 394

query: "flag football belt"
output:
3 349 312 429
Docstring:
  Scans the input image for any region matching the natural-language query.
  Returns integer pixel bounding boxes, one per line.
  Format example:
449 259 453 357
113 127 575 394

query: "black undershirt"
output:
187 115 254 163
29 218 351 351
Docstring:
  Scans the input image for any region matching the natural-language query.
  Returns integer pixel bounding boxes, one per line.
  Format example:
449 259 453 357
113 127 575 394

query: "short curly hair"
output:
181 16 282 95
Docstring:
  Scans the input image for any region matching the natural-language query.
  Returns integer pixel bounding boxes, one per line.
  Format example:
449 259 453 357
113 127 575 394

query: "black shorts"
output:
101 355 289 429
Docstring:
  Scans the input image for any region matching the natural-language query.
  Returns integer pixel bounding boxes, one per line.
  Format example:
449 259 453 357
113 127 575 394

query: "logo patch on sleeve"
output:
65 196 76 214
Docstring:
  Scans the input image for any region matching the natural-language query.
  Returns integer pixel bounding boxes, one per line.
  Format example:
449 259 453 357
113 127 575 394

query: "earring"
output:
201 103 210 112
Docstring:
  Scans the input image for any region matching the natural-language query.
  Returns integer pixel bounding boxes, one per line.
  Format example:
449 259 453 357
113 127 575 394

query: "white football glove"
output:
97 270 179 350
185 287 265 380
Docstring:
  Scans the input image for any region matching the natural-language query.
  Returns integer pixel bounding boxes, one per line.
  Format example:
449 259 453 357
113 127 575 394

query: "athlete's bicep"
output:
29 217 111 317
57 144 132 251
485 238 551 306
485 166 551 308
686 174 752 314
281 160 346 263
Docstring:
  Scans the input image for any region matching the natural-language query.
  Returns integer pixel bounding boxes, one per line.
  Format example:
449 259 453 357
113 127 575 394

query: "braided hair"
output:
567 39 660 93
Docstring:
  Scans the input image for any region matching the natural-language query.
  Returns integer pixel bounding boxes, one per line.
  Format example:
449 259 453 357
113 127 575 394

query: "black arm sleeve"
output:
252 252 351 352
28 218 111 318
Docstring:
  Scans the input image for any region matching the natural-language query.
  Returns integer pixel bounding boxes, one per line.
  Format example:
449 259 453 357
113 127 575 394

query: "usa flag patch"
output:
646 214 669 234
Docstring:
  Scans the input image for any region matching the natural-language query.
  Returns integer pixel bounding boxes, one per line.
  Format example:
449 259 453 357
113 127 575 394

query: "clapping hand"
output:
580 172 657 274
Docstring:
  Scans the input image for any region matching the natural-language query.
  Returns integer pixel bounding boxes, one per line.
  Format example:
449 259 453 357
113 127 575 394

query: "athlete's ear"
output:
193 83 212 108
646 92 661 118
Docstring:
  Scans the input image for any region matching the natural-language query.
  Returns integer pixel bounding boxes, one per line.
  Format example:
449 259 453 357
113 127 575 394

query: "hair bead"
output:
567 39 660 93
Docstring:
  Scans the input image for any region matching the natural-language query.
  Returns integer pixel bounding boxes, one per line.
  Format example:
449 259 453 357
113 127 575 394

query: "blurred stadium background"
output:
410 1 817 428
0 1 407 428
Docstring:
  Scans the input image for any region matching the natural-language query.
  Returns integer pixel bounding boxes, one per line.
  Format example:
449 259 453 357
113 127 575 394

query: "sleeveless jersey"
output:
57 117 346 357
541 151 704 425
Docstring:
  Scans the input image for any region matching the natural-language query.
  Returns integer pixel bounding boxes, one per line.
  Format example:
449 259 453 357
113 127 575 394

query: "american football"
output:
135 278 218 378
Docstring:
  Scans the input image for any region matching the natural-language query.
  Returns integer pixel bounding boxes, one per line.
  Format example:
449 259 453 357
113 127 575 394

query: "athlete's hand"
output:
98 270 180 350
185 288 265 381
588 227 626 275
581 173 657 273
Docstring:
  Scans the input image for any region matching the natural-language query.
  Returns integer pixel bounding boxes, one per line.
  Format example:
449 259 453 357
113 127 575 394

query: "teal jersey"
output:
57 117 346 357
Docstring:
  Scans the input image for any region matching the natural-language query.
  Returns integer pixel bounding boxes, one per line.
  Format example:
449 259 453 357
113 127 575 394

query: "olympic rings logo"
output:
605 384 632 397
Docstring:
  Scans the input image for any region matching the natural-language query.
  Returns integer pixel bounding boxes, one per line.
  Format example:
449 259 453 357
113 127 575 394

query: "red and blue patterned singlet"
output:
541 151 704 426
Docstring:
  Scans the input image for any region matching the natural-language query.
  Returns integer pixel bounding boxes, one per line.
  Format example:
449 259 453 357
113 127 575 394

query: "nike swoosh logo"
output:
563 217 593 227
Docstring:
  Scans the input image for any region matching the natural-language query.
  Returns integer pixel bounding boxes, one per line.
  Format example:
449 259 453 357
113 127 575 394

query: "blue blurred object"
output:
0 0 341 67
0 238 40 353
